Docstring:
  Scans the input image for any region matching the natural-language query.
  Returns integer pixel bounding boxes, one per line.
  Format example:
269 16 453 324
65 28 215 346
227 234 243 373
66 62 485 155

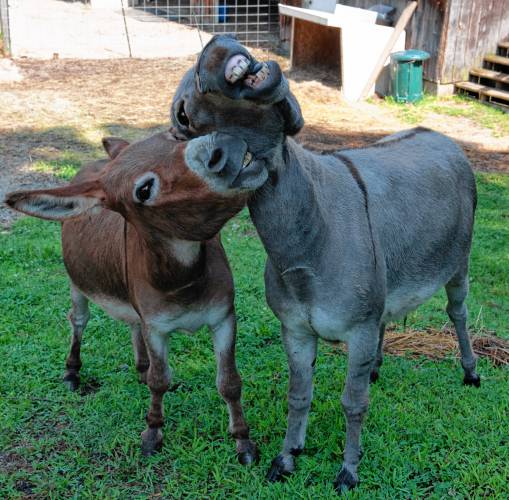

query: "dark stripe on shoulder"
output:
334 153 377 269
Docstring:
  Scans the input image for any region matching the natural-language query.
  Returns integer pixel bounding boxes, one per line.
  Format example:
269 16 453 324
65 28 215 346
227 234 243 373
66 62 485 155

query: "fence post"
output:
0 0 11 56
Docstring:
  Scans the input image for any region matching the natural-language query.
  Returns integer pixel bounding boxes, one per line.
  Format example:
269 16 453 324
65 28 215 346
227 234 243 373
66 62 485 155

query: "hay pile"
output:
331 327 509 366
384 327 509 366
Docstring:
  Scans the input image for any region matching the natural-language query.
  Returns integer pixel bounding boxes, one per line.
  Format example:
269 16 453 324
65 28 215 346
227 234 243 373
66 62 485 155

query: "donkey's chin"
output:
231 158 268 191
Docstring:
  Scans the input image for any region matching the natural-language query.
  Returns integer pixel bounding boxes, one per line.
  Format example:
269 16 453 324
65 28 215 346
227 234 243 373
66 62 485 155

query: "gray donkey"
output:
170 35 480 493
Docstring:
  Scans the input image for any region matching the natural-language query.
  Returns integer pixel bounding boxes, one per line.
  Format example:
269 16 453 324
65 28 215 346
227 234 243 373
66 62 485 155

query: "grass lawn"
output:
1 170 508 499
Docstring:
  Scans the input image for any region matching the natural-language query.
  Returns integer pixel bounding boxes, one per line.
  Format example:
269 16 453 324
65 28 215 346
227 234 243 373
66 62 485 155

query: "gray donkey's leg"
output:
267 327 317 481
63 284 90 391
446 272 480 387
212 313 259 465
131 324 149 384
334 321 378 493
369 323 385 383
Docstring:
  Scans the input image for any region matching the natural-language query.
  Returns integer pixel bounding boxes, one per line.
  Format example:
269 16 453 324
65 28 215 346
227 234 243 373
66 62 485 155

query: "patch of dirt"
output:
0 451 33 473
0 54 507 228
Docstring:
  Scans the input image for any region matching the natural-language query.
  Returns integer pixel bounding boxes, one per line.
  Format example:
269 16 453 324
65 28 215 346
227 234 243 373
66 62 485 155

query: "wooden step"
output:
455 81 484 94
484 54 509 68
498 40 509 50
455 81 509 107
470 67 509 85
482 87 509 103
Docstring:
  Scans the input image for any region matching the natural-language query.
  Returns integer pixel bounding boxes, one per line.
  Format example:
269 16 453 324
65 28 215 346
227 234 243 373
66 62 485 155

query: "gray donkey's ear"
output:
277 92 304 136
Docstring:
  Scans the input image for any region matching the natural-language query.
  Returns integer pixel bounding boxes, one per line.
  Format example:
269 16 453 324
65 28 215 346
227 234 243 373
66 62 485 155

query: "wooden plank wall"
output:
279 0 509 83
440 0 509 83
337 0 446 81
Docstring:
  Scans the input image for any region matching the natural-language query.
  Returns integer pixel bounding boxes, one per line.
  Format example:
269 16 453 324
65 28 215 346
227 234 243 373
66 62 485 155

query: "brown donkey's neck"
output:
125 221 208 300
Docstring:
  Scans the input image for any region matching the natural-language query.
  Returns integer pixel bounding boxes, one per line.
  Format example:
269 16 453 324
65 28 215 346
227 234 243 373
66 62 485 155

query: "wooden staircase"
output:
455 40 509 110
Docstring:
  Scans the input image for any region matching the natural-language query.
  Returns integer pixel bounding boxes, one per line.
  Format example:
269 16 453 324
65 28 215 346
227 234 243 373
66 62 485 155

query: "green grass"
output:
1 173 508 499
378 94 509 137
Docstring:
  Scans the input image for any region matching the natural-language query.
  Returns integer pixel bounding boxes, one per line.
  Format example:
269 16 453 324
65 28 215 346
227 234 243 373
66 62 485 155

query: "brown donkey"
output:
5 129 259 463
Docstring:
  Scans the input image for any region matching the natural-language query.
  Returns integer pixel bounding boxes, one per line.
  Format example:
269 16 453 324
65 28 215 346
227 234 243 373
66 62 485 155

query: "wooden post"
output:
359 0 418 100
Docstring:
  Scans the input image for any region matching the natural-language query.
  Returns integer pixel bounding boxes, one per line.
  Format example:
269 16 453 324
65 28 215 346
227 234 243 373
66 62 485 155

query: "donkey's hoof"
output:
63 373 80 391
333 467 359 494
369 370 379 384
141 428 163 457
266 454 293 482
463 373 481 388
237 440 260 466
137 371 148 385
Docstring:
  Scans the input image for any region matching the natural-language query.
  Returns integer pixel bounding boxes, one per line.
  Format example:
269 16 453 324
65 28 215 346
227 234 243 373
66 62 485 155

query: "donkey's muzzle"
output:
185 132 250 188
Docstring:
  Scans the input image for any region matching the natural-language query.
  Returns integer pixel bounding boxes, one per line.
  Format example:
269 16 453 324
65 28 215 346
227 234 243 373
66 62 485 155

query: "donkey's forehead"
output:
115 132 182 168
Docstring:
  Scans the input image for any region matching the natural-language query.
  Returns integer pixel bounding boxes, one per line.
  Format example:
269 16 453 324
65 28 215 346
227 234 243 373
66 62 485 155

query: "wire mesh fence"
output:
129 0 279 47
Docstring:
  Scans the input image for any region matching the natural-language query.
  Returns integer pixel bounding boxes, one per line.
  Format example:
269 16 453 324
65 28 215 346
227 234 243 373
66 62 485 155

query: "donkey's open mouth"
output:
195 34 288 104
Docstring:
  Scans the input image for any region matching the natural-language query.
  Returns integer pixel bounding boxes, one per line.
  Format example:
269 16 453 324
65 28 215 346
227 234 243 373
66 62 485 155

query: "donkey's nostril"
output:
208 148 223 169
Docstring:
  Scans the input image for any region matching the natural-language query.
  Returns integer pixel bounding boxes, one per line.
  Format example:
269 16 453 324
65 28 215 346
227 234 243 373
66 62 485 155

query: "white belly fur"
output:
87 293 230 334
89 294 139 324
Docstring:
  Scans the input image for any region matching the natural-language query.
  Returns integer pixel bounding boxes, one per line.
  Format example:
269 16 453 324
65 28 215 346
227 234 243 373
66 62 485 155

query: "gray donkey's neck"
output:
247 139 328 273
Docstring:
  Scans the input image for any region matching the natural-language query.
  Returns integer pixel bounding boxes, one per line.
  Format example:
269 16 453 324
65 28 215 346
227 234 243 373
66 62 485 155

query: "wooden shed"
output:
280 0 509 94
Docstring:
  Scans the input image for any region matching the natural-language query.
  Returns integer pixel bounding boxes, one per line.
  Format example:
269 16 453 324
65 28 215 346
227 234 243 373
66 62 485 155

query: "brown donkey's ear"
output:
5 181 107 221
102 137 130 160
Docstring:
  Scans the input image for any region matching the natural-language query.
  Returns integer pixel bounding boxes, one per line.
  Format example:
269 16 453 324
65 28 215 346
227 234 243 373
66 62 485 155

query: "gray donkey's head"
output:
170 35 303 192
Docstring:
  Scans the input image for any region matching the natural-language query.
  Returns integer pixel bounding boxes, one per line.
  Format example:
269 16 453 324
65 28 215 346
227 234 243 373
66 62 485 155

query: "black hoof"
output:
333 467 359 494
369 370 379 384
266 455 292 483
141 428 163 457
141 439 162 457
463 374 481 388
63 373 80 391
237 441 260 466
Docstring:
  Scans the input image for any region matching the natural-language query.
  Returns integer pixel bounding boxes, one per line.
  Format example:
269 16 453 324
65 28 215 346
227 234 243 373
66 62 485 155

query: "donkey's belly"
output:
88 293 140 324
382 282 442 322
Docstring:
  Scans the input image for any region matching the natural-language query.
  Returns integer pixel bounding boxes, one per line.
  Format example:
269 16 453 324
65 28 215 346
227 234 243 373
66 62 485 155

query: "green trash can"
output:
390 50 430 103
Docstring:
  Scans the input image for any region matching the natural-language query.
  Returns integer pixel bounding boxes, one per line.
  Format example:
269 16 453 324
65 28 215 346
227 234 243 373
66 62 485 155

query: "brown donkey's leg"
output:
212 313 259 465
140 326 170 456
64 284 90 391
131 324 149 384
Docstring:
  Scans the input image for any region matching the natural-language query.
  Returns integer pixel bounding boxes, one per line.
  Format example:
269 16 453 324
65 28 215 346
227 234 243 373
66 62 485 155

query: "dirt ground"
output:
1 52 508 227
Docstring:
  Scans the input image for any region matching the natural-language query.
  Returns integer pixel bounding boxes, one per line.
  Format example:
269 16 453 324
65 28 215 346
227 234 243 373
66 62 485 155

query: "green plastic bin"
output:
390 50 430 103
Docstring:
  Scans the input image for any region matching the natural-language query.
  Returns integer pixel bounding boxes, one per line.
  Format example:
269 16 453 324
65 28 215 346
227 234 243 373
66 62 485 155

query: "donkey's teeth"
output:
242 152 253 168
256 65 269 80
225 54 250 83
244 63 270 88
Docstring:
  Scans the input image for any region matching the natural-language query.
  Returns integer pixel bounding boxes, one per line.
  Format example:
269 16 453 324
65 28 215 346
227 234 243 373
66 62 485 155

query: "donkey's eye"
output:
136 179 153 203
133 172 160 205
177 101 190 128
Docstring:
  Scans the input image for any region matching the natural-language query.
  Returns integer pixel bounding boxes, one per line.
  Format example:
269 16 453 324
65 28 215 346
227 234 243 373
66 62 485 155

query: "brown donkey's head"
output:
5 130 255 241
